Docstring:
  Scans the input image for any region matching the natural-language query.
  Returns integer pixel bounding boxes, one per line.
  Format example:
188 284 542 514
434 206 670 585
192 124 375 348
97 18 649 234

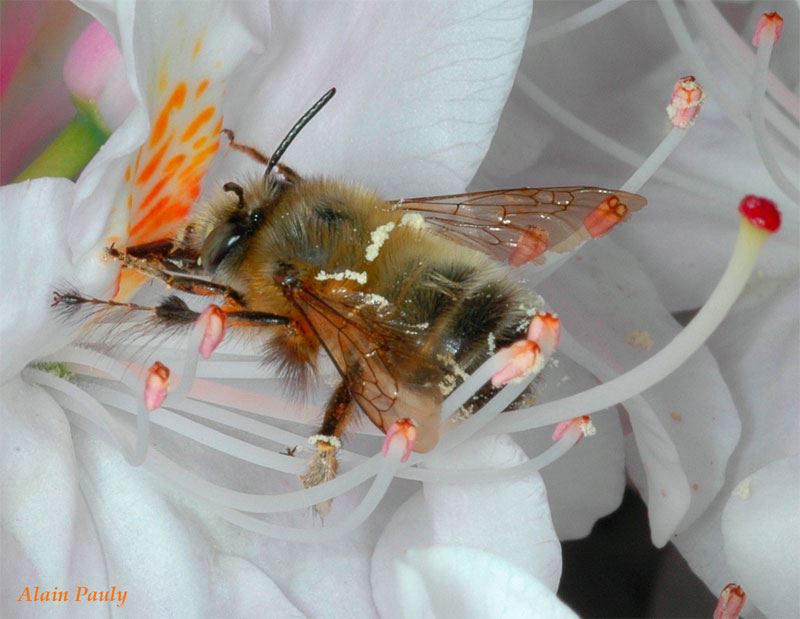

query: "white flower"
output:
2 1 797 617
3 1 577 616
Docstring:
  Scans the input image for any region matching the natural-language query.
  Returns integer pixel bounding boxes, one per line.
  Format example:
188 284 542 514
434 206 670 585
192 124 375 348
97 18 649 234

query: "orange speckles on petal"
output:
133 202 191 243
163 153 187 177
138 175 171 213
124 165 131 183
130 195 171 237
189 140 220 170
124 77 223 259
136 137 172 185
145 195 174 224
195 78 210 99
157 57 170 94
181 106 216 142
151 118 169 149
192 32 205 59
186 183 202 200
126 194 133 210
150 82 188 147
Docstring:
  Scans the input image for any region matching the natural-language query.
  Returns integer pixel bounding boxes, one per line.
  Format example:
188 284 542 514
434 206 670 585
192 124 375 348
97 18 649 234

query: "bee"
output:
56 88 645 495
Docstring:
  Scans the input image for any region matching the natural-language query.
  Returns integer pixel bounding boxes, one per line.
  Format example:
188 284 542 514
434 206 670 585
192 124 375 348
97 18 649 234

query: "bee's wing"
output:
391 187 646 268
288 282 439 436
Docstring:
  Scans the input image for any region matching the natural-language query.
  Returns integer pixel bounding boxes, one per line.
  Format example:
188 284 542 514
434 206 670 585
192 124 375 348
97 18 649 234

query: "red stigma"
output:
738 195 781 233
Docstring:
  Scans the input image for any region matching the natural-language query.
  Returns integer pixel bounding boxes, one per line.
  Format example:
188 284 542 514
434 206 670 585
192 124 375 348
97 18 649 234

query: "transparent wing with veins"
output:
286 282 437 434
391 186 646 268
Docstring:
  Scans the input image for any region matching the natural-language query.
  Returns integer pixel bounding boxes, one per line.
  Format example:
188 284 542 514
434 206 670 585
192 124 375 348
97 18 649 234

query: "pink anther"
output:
527 311 561 353
583 195 629 238
144 361 170 411
198 305 226 359
713 583 746 619
382 418 417 463
552 415 596 442
739 195 781 233
492 313 561 387
753 11 783 47
666 75 706 129
491 340 540 387
509 226 550 267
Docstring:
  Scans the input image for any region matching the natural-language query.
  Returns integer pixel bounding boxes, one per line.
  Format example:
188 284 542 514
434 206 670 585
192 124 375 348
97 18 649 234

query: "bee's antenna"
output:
264 87 336 181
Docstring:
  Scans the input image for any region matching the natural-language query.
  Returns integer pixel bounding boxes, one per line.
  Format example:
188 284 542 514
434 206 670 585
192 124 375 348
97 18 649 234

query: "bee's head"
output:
199 181 265 274
197 88 337 275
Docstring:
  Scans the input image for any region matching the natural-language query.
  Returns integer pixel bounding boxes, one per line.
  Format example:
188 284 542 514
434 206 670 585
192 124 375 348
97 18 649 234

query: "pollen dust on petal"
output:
627 329 654 351
732 478 751 499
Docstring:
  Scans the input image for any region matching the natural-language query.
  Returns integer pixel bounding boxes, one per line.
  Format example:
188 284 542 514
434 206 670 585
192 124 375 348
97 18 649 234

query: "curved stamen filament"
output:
659 1 799 151
750 14 799 203
515 74 731 200
400 427 581 484
686 2 798 121
621 74 706 195
168 315 204 399
492 203 779 434
526 0 630 48
64 406 402 543
620 127 687 194
27 368 151 467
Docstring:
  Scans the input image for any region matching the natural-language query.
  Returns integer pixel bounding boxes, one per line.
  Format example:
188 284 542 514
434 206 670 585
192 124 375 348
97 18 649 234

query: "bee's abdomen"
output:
384 251 533 384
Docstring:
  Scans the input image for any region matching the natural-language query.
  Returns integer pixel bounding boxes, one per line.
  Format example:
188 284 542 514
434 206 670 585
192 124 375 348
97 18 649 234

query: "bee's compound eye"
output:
201 222 244 273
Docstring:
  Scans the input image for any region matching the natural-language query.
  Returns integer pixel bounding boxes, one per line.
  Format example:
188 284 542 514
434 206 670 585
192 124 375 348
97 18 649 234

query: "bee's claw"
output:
300 436 340 514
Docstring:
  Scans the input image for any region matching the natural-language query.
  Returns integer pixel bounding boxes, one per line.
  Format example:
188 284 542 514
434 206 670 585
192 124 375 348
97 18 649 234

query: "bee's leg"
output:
222 129 301 185
53 291 289 328
300 381 353 512
53 291 200 324
124 238 202 274
107 246 246 306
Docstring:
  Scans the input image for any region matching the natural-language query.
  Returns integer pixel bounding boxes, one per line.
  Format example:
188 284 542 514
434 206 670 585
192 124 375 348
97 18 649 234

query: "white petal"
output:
518 356 626 541
392 546 578 619
673 275 799 607
539 240 739 540
210 0 532 197
62 404 404 618
372 434 562 616
209 556 305 618
0 180 116 381
722 456 800 618
0 378 107 615
70 426 316 617
624 405 690 547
